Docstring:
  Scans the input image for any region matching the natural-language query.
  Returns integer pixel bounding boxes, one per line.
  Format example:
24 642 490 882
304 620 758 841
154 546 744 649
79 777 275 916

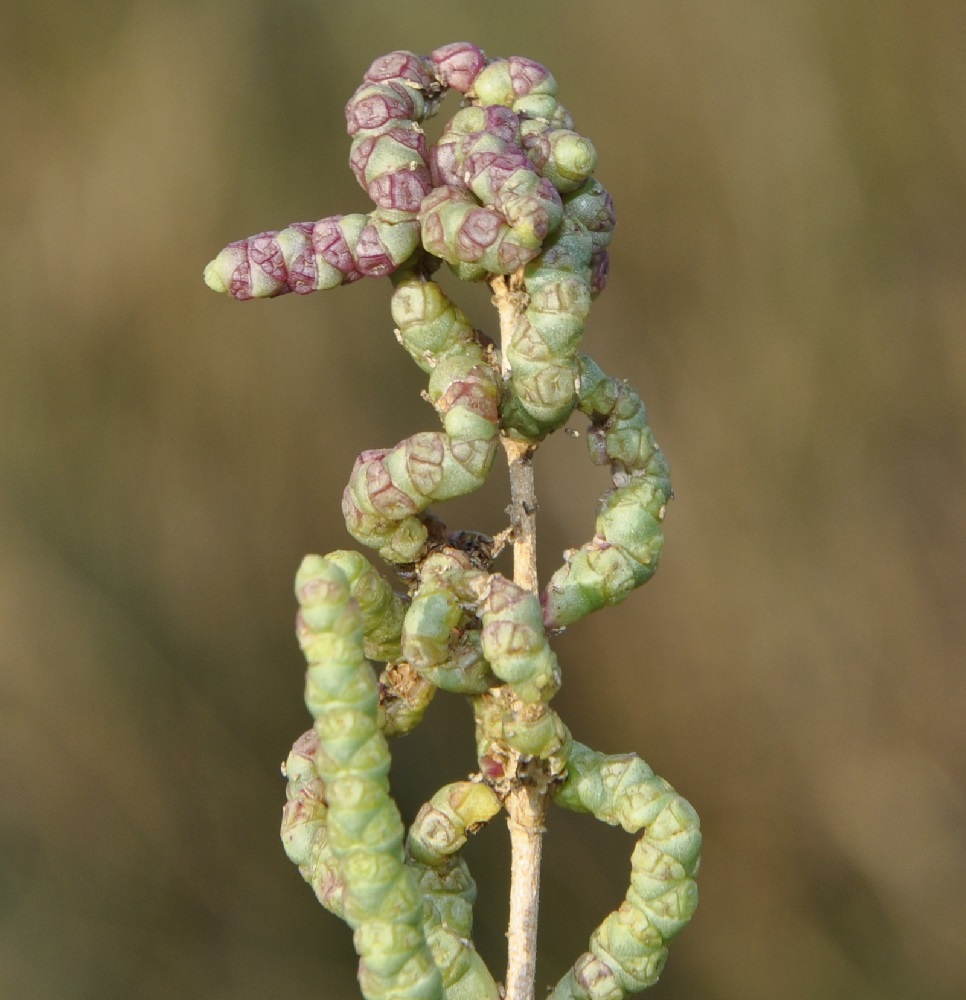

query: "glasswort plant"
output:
205 43 700 1000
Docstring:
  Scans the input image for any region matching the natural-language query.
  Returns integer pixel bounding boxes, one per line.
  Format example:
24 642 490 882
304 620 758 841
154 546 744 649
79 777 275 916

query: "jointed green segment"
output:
543 356 672 629
295 557 443 999
341 276 502 564
551 744 701 998
207 42 698 1000
407 782 503 1000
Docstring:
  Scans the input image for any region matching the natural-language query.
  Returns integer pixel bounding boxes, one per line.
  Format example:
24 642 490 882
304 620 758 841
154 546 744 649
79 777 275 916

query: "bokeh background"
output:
3 2 965 998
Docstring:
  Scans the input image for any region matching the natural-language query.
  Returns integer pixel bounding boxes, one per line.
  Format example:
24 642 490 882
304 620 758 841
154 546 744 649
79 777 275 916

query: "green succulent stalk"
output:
550 744 700 998
294 557 442 999
208 42 699 1000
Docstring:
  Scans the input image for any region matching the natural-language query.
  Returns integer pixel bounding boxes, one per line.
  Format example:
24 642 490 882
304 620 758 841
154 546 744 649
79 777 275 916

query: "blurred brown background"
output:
3 2 965 998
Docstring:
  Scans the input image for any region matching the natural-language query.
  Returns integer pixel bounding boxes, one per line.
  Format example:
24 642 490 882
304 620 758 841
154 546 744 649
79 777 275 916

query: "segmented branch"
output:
207 41 699 1000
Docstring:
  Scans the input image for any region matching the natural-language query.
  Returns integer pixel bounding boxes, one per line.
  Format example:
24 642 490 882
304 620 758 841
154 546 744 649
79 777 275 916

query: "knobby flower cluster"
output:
205 42 700 1000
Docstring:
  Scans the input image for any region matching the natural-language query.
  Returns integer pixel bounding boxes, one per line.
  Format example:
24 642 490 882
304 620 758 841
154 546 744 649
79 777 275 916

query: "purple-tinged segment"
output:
203 234 289 300
462 148 529 197
357 449 421 518
340 487 390 547
429 141 462 188
420 185 548 275
456 207 505 262
204 208 421 301
431 108 524 191
471 59 516 107
430 42 486 93
473 57 557 108
481 105 522 145
419 186 469 246
500 194 554 246
419 205 448 257
345 82 420 136
420 186 501 265
311 216 365 283
459 147 563 242
368 211 420 269
355 214 420 278
589 249 610 297
248 231 289 284
445 105 521 146
436 374 500 434
203 242 253 299
278 222 322 294
494 237 535 274
355 222 396 277
363 50 434 90
525 129 598 193
395 433 448 499
349 127 428 187
366 167 432 213
205 224 335 300
508 56 557 98
348 128 431 211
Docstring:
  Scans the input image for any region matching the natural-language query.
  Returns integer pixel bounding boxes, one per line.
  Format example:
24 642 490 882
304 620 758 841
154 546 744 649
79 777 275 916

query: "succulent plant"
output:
208 43 699 1000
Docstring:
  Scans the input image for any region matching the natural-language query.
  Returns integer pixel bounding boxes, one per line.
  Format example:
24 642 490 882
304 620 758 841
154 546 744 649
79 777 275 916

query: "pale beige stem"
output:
503 437 538 594
503 783 546 1000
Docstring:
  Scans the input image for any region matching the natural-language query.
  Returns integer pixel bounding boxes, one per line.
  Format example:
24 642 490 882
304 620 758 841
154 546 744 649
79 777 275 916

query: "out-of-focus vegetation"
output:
2 2 964 998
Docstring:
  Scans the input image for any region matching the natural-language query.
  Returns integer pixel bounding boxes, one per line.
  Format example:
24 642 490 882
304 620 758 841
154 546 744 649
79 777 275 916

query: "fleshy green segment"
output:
346 51 438 212
399 549 561 711
203 46 478 301
523 126 598 194
287 555 506 1000
323 549 409 662
341 279 501 564
499 179 616 441
541 355 672 629
550 742 701 999
474 694 572 769
472 573 560 704
280 728 346 918
419 103 564 277
403 570 494 695
406 782 503 1000
295 557 444 1000
471 56 558 114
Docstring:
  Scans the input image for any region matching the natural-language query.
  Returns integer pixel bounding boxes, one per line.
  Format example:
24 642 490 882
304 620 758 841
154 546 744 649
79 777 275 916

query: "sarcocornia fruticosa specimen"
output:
205 43 700 1000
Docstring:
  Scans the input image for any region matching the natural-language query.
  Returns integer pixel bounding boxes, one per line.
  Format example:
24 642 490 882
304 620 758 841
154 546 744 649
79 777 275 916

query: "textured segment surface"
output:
204 44 605 310
472 574 561 705
322 549 409 662
542 355 671 629
280 728 346 918
418 104 565 277
405 782 502 999
550 743 701 998
203 212 420 299
498 178 616 439
295 557 444 1000
402 553 494 695
341 278 500 564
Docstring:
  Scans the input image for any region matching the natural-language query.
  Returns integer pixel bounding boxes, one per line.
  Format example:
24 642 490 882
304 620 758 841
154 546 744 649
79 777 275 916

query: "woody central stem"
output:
504 439 538 592
493 272 547 1000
